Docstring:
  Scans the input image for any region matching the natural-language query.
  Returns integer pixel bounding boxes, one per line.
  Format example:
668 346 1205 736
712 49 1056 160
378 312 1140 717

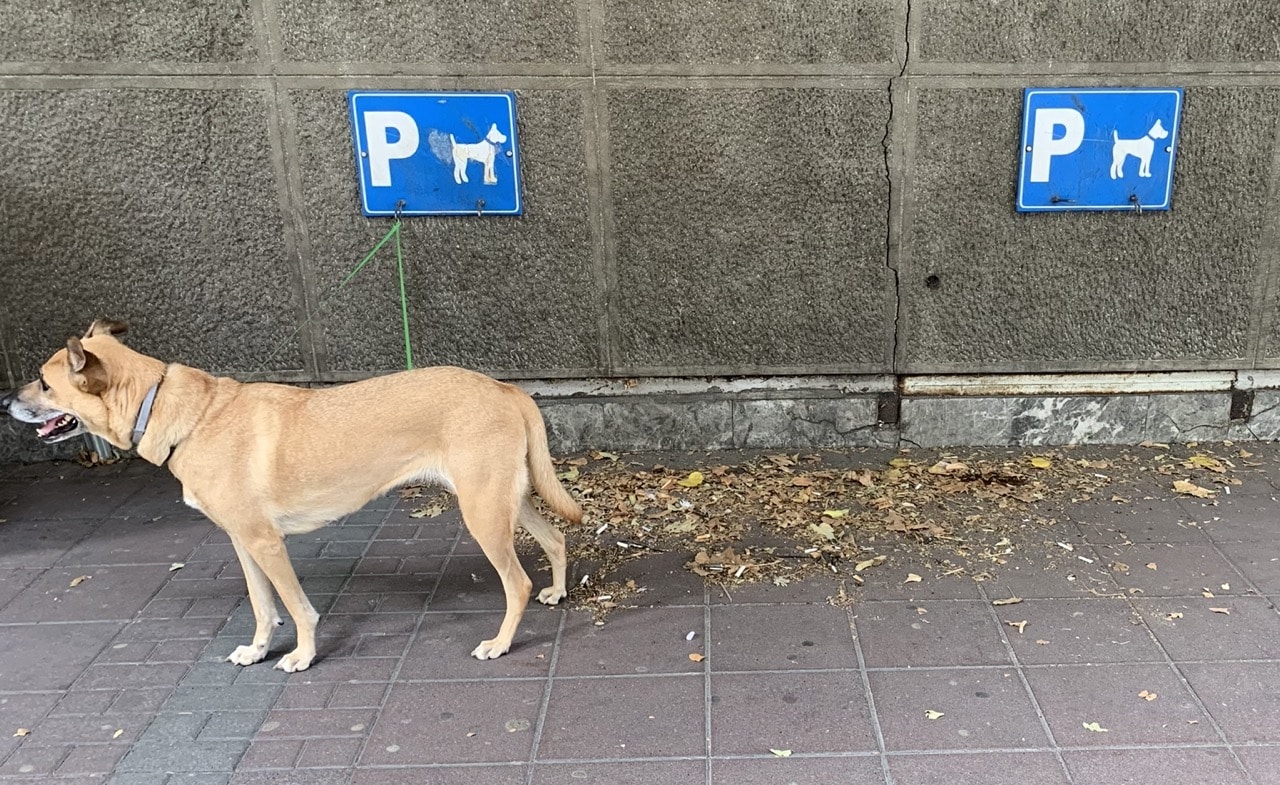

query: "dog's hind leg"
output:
518 497 567 605
459 488 532 660
226 535 283 666
237 527 321 672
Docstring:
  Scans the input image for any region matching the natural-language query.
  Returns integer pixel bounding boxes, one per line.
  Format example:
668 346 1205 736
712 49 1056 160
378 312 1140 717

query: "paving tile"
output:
0 691 63 757
198 710 272 741
281 654 397 683
115 739 250 773
1217 542 1280 594
555 606 703 676
535 760 706 784
51 690 118 716
54 516 209 566
539 675 705 760
21 711 153 745
1134 597 1280 661
1002 599 1164 664
361 680 545 765
56 743 129 775
0 565 171 622
0 518 102 568
296 737 363 768
979 544 1121 600
353 633 412 658
1235 745 1280 785
351 766 524 785
1063 747 1247 785
1024 663 1218 746
0 743 69 776
1177 495 1280 542
424 555 511 612
709 604 857 671
328 683 388 709
1072 499 1209 544
400 610 558 679
870 668 1049 751
711 756 884 785
256 708 376 740
710 574 846 604
236 738 302 770
840 550 985 602
229 772 349 785
2 474 141 519
856 600 1011 668
0 622 124 690
108 689 175 714
0 569 40 611
888 752 1067 785
1183 662 1280 743
1098 543 1246 597
602 551 707 607
710 671 875 755
110 473 186 518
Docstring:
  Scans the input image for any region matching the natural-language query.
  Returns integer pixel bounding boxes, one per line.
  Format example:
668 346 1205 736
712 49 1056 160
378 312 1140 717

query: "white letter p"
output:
1029 108 1084 183
364 111 420 187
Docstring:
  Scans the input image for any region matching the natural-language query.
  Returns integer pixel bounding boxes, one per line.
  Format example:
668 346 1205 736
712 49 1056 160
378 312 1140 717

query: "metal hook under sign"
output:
1129 194 1142 214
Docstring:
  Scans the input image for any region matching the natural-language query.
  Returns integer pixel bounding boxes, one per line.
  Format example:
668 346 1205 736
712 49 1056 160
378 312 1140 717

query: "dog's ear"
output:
65 337 109 395
83 319 129 340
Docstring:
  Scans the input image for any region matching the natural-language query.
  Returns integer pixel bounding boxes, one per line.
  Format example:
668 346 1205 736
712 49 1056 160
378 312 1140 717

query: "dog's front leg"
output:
226 536 283 666
238 530 321 672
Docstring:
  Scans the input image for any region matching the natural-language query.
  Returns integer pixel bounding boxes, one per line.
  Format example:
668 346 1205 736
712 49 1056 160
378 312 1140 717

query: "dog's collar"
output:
131 378 162 445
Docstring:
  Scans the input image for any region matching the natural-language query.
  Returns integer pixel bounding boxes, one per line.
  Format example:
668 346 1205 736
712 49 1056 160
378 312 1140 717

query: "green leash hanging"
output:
256 209 415 374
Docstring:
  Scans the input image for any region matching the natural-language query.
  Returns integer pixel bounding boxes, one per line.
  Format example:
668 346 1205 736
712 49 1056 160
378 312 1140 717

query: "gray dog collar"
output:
132 382 160 445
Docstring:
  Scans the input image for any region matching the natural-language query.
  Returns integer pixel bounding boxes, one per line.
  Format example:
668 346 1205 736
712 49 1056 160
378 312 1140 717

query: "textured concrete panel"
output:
917 0 1280 63
610 88 894 373
902 86 1280 372
277 0 580 63
602 1 899 65
0 89 299 377
0 1 257 63
734 397 890 448
289 89 600 374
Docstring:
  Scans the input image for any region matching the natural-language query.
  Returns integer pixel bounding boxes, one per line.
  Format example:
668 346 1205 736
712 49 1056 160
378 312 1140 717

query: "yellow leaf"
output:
1082 721 1109 733
888 457 913 468
69 575 91 587
769 749 792 757
13 728 29 737
1029 456 1053 469
822 508 850 519
1172 479 1215 499
1184 454 1226 473
809 522 837 541
1138 690 1157 702
991 596 1023 606
113 728 124 738
925 710 945 720
556 465 580 482
688 653 705 663
676 471 704 488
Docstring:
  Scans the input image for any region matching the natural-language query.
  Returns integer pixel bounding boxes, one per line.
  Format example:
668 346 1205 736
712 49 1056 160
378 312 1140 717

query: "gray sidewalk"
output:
1 444 1279 784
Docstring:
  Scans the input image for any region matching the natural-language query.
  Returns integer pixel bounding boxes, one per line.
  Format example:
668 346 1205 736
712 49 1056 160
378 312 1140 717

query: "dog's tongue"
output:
38 415 67 437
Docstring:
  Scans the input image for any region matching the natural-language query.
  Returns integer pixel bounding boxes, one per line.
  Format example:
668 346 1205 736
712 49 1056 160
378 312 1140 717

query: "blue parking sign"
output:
1017 88 1183 212
348 91 522 216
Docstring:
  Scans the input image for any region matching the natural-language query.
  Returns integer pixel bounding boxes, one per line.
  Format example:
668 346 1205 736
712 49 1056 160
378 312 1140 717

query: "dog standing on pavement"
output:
1 320 581 672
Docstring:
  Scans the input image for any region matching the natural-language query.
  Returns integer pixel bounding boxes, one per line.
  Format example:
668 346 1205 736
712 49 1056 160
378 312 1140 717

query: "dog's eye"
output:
38 378 49 392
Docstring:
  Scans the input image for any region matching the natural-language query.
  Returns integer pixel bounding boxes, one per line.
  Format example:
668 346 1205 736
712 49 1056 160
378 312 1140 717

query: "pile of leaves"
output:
408 442 1258 615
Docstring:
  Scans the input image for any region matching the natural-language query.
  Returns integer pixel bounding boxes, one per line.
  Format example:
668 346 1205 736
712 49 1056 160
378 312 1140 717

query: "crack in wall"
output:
882 0 912 375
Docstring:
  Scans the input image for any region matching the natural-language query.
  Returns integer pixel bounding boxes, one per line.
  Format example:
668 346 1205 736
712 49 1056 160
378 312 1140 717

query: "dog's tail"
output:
1113 129 1119 142
520 395 583 524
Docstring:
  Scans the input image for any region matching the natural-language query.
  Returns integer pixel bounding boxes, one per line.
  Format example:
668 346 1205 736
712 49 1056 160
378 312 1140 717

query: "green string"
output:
393 222 414 370
254 218 414 375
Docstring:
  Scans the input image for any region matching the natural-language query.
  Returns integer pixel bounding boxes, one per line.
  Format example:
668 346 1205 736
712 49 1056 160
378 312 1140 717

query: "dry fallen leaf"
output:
1029 456 1053 469
1166 612 1184 620
556 465 579 482
168 563 184 572
113 728 124 738
904 573 923 584
1172 479 1215 499
809 522 837 541
13 728 29 737
1184 455 1226 473
992 596 1024 607
1035 639 1050 645
822 508 850 519
1138 690 1157 702
1146 563 1158 571
1202 590 1215 598
1209 607 1231 615
770 749 792 758
1110 562 1130 574
1082 721 1110 733
1005 620 1028 634
688 653 705 663
925 710 945 720
69 575 91 587
855 556 888 572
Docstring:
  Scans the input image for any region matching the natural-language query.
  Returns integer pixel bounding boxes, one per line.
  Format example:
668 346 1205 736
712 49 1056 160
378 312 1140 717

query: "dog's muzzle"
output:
3 388 85 443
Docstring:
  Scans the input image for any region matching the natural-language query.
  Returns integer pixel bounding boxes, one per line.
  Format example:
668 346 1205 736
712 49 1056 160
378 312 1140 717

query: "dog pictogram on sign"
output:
1017 88 1184 212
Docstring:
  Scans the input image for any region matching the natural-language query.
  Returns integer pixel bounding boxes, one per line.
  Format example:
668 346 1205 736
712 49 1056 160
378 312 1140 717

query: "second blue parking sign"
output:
1017 88 1184 212
348 91 523 216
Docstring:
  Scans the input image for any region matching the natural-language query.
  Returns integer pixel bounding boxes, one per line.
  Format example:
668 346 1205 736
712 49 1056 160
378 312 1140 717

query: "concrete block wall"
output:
2 1 1280 459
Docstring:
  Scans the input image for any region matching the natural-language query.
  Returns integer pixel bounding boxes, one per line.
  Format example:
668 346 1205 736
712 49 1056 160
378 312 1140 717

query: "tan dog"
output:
1 320 581 672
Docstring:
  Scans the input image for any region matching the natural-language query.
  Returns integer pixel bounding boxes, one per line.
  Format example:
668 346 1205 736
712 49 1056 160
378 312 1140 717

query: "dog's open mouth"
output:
37 413 81 442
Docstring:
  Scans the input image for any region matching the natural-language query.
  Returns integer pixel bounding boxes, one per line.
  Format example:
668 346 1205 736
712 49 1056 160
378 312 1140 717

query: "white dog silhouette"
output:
450 123 507 185
1110 119 1169 179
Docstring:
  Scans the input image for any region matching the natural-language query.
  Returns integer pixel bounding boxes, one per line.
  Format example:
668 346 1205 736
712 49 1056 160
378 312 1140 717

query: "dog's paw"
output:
471 638 510 660
273 649 314 673
226 644 267 666
537 587 566 606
